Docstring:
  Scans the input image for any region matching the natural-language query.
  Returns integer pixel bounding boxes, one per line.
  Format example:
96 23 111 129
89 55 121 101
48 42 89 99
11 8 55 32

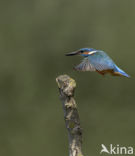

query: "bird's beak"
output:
65 51 80 56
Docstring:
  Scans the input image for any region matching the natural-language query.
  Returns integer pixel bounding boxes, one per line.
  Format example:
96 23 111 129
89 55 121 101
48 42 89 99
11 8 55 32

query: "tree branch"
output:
56 75 83 156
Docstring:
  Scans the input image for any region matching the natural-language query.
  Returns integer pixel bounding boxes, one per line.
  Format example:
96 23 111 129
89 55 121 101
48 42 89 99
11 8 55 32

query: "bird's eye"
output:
80 50 84 53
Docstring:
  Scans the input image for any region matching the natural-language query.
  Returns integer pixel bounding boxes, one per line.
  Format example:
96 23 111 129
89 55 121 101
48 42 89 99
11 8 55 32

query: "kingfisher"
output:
66 48 130 77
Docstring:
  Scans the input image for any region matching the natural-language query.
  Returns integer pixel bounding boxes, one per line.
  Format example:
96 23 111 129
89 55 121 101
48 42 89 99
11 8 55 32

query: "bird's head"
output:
66 48 97 57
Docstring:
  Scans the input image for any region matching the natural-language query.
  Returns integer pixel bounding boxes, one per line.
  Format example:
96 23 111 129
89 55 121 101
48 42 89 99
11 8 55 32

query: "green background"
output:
0 0 134 156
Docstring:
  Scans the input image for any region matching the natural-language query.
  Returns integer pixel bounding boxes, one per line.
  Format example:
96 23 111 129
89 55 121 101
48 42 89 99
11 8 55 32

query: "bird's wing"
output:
74 57 96 71
88 51 115 71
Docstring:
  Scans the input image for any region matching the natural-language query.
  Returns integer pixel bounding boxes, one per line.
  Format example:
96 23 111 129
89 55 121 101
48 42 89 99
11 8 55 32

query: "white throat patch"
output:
88 51 97 55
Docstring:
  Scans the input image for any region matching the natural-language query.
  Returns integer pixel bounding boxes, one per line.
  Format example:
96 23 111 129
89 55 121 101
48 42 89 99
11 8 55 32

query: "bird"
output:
66 48 130 78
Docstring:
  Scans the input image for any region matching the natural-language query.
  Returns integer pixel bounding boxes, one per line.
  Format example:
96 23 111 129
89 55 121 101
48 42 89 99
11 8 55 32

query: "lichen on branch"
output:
56 75 83 156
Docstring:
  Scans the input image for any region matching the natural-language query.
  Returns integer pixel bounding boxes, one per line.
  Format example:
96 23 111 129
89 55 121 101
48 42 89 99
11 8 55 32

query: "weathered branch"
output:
56 75 83 156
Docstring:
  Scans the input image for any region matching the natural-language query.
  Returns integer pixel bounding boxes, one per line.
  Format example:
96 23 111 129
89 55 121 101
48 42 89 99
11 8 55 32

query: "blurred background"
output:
0 0 134 155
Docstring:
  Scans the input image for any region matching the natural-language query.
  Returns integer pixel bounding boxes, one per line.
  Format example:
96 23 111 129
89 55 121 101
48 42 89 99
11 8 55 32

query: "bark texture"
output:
56 75 83 156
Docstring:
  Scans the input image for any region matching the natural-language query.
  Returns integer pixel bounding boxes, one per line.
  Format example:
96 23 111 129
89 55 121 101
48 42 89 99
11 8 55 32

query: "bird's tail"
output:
114 65 130 78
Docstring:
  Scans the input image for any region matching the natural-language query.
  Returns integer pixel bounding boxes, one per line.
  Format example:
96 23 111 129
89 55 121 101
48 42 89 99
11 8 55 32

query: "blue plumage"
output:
87 51 115 71
66 48 130 78
114 65 130 78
